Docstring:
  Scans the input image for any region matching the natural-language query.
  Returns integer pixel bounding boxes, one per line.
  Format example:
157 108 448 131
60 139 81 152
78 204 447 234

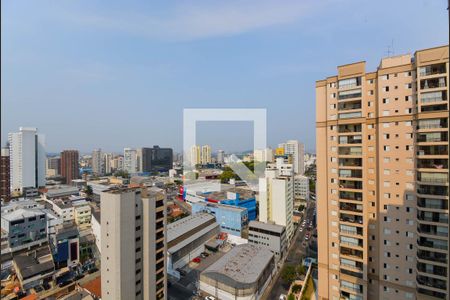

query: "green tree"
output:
296 264 306 275
288 294 295 300
114 170 130 178
281 265 297 284
84 185 93 197
291 284 302 293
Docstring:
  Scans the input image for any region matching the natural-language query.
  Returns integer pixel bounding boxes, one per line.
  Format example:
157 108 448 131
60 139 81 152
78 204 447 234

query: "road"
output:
263 200 316 300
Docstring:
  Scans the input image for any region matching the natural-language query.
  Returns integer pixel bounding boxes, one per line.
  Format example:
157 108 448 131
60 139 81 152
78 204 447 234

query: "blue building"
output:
191 202 248 237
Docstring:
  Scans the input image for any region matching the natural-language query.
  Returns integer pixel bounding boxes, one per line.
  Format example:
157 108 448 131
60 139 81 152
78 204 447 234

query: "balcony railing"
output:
340 214 363 225
417 198 448 210
419 64 446 77
417 250 447 264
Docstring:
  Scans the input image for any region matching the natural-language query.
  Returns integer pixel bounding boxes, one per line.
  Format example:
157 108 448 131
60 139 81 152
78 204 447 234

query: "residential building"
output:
91 149 104 176
217 150 225 164
191 201 249 237
259 168 294 242
1 208 47 253
199 244 275 300
111 155 124 172
248 221 287 261
190 145 201 166
8 127 46 194
316 45 449 300
294 174 310 200
254 148 273 162
167 213 220 275
123 148 138 174
46 156 60 177
278 140 305 174
101 187 166 300
60 150 79 184
201 145 212 165
104 152 112 174
141 146 174 173
1 146 10 201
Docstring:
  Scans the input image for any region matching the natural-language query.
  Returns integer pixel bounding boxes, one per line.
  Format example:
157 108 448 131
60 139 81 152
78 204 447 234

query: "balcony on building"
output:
417 118 448 131
340 226 363 239
339 180 363 190
417 262 448 279
417 185 448 197
417 223 448 238
340 258 364 276
339 158 362 168
417 159 449 171
417 145 448 157
417 131 448 144
338 124 362 134
338 146 362 156
417 210 449 225
339 203 363 214
339 135 362 145
338 100 362 112
420 77 447 90
338 77 362 90
417 236 448 251
417 250 448 264
417 198 448 210
419 63 447 77
339 191 363 202
340 213 363 225
339 169 363 179
340 246 363 260
417 276 447 294
340 291 363 300
421 90 448 105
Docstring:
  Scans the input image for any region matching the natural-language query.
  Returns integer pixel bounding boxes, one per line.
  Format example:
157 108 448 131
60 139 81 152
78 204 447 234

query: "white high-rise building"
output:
217 150 225 164
201 145 212 165
278 140 304 174
294 174 309 200
258 168 294 242
136 148 143 173
92 149 104 176
104 153 112 174
189 145 200 166
8 127 46 194
123 148 138 174
101 187 167 300
254 148 273 163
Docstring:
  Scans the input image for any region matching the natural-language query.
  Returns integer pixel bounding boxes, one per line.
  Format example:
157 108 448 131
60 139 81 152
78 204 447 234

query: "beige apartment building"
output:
100 187 166 300
316 45 448 300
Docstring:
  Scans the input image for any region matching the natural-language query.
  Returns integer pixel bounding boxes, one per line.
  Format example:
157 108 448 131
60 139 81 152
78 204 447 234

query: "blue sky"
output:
1 0 448 153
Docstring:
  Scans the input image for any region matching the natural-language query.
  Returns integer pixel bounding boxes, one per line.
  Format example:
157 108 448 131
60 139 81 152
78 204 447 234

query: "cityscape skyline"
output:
2 1 448 153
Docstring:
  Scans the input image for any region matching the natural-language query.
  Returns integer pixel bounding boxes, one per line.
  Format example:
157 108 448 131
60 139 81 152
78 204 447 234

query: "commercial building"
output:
46 156 60 177
1 146 10 201
123 148 138 174
199 244 275 300
167 213 220 274
52 222 80 268
1 208 47 253
316 45 449 300
278 140 305 174
294 174 310 200
141 146 174 173
191 202 249 237
91 149 104 176
101 187 166 300
259 168 294 242
248 221 287 261
60 150 79 184
8 127 46 194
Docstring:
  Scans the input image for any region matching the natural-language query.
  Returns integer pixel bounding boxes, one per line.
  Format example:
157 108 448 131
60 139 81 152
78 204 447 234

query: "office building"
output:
60 150 79 184
248 221 287 261
101 187 166 300
123 148 138 174
141 146 174 173
259 168 294 242
1 146 10 201
217 150 225 164
8 127 46 194
46 156 60 177
278 140 305 174
191 201 249 237
294 174 310 200
316 45 449 300
91 149 104 176
199 244 275 300
201 145 212 165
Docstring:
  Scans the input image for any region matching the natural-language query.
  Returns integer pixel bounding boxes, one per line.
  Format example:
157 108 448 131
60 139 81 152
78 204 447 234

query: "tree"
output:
291 284 302 293
114 170 130 178
288 294 296 300
296 264 306 275
281 265 297 284
84 185 93 197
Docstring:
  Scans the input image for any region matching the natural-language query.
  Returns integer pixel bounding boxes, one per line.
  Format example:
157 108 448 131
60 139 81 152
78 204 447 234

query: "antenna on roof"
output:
386 39 395 57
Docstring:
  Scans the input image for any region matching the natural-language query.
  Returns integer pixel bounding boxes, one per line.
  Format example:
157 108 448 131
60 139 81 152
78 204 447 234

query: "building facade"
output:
8 127 46 194
91 149 104 176
46 156 61 177
141 146 174 173
60 150 79 184
316 45 449 300
294 174 310 200
1 146 10 201
278 140 305 174
201 145 212 165
248 221 287 261
123 148 138 174
100 187 166 300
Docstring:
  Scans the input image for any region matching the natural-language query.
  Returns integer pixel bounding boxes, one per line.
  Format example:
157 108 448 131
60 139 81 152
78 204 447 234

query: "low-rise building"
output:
44 185 80 200
191 202 248 237
52 222 80 268
167 213 220 276
248 221 287 261
200 244 275 300
1 209 47 253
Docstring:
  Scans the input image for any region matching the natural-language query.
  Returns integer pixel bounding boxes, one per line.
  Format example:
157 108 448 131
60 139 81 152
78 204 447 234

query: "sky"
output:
1 0 448 154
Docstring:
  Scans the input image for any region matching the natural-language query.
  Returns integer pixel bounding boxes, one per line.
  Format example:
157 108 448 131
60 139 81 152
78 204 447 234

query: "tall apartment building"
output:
217 150 225 164
201 145 212 165
254 148 274 163
101 187 166 300
60 150 79 184
46 157 61 177
278 140 305 174
8 127 46 194
1 146 11 201
316 45 449 300
190 145 201 166
104 152 112 174
123 148 138 174
91 149 104 176
259 167 294 242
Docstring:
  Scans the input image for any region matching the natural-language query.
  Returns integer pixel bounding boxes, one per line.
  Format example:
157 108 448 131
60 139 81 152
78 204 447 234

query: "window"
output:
382 98 389 104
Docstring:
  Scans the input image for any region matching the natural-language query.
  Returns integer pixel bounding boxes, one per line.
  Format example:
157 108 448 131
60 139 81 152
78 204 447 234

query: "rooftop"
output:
2 208 46 222
13 245 55 280
192 201 246 213
81 276 101 298
201 244 274 285
249 221 285 234
167 213 215 242
45 185 80 198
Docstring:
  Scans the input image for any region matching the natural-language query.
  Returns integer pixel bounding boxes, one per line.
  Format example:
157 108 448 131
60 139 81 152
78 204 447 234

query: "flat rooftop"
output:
2 208 46 222
167 213 215 242
192 201 246 213
45 186 80 198
201 244 273 284
249 221 285 234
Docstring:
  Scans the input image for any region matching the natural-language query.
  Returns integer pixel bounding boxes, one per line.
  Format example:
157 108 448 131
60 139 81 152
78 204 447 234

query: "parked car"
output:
204 296 216 300
193 257 201 263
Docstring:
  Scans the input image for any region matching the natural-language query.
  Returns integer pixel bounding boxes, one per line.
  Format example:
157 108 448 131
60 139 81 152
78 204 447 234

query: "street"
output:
263 200 316 300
